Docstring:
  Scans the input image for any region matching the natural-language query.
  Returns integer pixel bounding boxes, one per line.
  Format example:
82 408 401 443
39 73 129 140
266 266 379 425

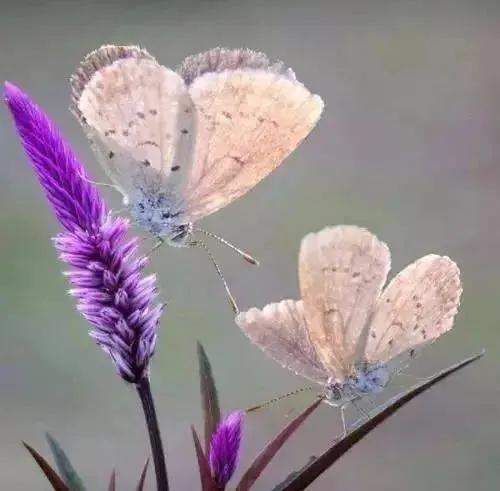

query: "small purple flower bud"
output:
209 411 244 487
4 82 163 384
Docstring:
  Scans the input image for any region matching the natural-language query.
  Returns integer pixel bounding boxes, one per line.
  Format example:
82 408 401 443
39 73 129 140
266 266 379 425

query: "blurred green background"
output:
1 0 499 489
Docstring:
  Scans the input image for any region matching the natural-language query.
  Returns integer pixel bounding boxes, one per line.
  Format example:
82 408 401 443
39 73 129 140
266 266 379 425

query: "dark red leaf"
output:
278 351 485 491
135 458 150 491
191 426 218 491
107 470 116 491
23 442 70 491
236 397 323 491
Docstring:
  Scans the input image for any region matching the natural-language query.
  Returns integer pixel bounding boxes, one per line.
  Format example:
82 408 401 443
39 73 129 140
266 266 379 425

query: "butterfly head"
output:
324 378 349 406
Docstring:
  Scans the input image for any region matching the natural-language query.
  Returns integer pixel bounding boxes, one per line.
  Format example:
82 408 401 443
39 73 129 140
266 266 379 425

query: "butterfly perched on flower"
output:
70 45 324 311
236 226 462 431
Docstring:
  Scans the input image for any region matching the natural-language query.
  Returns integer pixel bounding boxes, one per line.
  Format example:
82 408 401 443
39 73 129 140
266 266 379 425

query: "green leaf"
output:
23 441 70 491
197 342 222 454
236 397 323 491
135 458 150 491
191 426 218 491
46 433 86 491
277 351 485 491
107 470 116 491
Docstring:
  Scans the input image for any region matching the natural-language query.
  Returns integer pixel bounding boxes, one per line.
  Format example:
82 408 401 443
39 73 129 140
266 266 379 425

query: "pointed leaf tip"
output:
197 342 222 455
135 458 150 491
279 351 485 490
107 470 116 491
46 433 86 490
191 426 218 491
23 441 70 491
236 397 322 491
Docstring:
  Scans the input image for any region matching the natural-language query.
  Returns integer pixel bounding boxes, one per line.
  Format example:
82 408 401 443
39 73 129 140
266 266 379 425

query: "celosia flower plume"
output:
209 411 243 487
4 82 162 383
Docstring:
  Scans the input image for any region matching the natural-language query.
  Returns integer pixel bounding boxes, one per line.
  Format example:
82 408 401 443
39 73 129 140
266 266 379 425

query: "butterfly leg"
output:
78 172 121 192
351 398 370 420
398 372 432 382
340 404 348 438
110 207 127 217
190 240 239 314
146 237 165 256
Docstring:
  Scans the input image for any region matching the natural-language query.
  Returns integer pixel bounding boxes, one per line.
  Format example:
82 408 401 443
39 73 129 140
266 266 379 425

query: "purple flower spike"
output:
209 411 244 487
4 81 105 233
4 82 162 383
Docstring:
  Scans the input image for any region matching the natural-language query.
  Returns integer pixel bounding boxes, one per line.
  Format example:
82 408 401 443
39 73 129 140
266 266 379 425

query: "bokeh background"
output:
1 0 499 489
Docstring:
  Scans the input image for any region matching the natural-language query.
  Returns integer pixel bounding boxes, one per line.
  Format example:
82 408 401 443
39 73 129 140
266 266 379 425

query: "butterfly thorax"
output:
324 364 391 406
127 188 193 245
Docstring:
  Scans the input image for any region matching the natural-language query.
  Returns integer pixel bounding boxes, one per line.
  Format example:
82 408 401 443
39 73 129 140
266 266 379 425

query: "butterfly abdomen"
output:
128 187 189 240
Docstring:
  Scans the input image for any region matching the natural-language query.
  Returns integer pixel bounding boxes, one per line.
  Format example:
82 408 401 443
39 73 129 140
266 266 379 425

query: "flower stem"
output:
137 377 169 491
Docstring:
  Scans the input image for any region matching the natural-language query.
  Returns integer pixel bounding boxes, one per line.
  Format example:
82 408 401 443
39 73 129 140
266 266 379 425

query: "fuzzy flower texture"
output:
4 82 162 383
209 411 244 487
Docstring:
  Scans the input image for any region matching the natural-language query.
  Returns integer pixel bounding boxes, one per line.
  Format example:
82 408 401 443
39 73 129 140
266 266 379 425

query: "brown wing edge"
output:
69 44 156 123
177 47 296 85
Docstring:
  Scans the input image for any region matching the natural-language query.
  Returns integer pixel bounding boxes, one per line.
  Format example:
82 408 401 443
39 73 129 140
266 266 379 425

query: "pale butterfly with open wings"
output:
236 225 462 431
70 45 324 311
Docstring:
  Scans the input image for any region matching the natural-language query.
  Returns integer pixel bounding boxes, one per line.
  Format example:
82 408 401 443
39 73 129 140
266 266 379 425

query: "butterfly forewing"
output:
298 226 391 375
71 45 195 196
178 61 323 221
364 254 462 365
235 300 331 384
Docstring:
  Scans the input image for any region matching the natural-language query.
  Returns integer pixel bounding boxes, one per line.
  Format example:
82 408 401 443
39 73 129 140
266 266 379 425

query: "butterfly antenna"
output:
193 240 239 314
194 228 260 266
245 385 316 413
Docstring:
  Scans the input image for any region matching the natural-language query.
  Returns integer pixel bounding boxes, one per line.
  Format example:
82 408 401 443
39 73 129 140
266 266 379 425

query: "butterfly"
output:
70 45 324 311
236 225 462 432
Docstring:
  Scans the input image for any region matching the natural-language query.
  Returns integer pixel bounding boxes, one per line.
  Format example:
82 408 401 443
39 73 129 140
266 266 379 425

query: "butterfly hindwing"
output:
364 254 462 365
236 299 331 384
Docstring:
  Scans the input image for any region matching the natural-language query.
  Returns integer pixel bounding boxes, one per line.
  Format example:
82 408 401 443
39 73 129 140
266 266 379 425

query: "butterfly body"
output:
70 46 323 309
127 185 192 244
324 364 391 406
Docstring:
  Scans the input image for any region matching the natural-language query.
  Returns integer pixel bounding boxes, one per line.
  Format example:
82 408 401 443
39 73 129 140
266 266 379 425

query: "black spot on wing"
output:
138 140 160 148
